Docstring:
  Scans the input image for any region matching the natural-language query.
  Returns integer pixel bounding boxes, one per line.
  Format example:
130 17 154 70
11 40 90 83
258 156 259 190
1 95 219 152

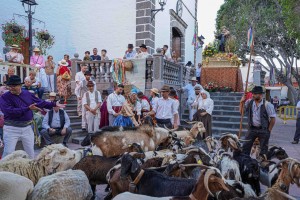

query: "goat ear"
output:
131 159 140 173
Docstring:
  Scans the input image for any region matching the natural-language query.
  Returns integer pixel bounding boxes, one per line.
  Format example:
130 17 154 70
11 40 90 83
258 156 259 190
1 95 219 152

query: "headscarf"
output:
201 90 211 99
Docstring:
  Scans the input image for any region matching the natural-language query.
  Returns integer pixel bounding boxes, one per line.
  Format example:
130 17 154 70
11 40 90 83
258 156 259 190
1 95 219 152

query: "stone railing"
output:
0 62 31 82
145 58 153 89
163 60 183 86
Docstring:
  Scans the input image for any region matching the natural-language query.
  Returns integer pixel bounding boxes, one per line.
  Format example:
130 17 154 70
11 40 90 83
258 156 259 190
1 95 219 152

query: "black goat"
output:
233 150 261 196
120 153 197 197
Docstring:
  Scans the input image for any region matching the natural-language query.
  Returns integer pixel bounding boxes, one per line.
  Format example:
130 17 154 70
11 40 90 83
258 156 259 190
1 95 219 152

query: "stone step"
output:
211 96 242 101
70 122 82 129
69 116 81 123
213 115 247 122
64 109 78 116
214 101 240 106
212 110 241 116
212 121 247 129
213 105 240 111
209 92 244 97
72 136 86 145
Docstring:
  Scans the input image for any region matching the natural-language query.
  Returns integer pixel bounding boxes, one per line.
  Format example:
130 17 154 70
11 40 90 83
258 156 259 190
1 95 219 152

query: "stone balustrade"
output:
0 62 31 82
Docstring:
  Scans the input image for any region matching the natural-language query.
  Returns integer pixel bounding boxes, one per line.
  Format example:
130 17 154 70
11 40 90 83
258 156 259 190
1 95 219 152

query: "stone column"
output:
136 0 155 54
70 53 81 80
152 48 164 90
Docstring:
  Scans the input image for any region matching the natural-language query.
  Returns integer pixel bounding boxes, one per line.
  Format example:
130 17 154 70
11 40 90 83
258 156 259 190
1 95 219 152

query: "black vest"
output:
247 99 269 129
48 109 65 129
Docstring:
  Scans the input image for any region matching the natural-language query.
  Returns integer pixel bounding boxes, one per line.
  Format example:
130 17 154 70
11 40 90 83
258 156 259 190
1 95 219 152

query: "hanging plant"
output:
34 29 55 55
1 20 25 47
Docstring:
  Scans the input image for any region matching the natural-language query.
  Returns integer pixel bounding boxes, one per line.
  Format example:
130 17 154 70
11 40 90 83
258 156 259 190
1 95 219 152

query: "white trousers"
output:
82 106 87 129
46 74 55 92
189 105 197 121
2 125 35 159
77 98 82 115
86 111 100 133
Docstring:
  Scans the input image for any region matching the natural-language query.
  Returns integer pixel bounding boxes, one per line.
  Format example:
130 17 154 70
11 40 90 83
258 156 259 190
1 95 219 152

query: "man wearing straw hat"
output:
0 75 65 158
179 77 203 121
6 44 24 64
240 86 276 160
147 85 178 129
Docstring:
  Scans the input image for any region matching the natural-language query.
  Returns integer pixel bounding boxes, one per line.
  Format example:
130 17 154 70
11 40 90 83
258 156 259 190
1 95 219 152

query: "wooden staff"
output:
238 33 254 138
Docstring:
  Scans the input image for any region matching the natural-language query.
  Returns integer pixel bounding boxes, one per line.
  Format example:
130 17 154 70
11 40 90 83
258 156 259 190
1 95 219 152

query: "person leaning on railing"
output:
291 100 300 144
5 44 24 64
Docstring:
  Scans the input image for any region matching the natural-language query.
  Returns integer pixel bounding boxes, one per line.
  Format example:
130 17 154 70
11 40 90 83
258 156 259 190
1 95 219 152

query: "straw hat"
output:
11 44 21 49
189 77 197 81
151 88 159 95
58 59 69 67
160 85 170 92
86 81 95 87
49 92 57 97
33 47 40 52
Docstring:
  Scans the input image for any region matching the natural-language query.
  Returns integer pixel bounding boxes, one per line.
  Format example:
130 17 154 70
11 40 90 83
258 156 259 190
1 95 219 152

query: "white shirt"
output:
140 99 150 111
171 99 180 125
196 67 202 77
133 101 142 116
151 96 159 108
6 51 24 63
82 91 102 110
135 51 150 59
153 97 178 119
75 79 96 98
182 84 203 98
75 71 85 85
42 109 70 129
198 98 214 115
107 92 126 115
189 94 202 109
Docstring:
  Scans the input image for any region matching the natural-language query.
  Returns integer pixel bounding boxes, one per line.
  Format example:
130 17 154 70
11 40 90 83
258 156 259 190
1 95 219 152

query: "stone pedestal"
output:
151 52 164 90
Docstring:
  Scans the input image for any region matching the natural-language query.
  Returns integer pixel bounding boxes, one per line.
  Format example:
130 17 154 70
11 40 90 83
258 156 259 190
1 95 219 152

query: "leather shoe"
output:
291 141 299 144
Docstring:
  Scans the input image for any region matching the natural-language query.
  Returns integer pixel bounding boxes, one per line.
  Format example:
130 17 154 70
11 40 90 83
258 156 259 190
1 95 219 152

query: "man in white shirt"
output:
162 45 171 60
75 65 88 117
135 44 150 59
107 84 126 126
292 100 300 144
40 107 72 147
196 63 202 84
147 85 178 129
123 44 137 59
82 81 102 133
180 77 203 121
187 85 203 121
75 71 95 130
137 91 151 114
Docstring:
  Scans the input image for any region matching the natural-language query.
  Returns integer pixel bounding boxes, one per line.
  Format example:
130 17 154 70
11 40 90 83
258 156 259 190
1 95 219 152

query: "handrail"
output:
0 62 33 82
278 106 298 124
0 62 32 68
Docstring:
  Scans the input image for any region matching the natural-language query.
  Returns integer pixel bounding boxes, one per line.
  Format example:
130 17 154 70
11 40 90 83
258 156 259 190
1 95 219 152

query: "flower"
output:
1 20 25 47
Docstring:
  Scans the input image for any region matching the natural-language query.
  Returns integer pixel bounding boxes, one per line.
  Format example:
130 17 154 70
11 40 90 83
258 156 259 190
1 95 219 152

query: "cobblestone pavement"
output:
34 118 300 199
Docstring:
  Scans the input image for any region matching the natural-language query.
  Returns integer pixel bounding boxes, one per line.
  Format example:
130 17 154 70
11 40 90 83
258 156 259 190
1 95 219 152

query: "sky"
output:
197 0 224 46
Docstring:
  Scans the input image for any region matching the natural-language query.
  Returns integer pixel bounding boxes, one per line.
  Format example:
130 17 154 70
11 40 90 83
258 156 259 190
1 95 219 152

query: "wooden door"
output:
172 27 182 59
21 40 30 64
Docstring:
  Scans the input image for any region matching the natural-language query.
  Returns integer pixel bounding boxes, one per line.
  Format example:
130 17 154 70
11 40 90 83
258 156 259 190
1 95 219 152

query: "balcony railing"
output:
0 62 31 82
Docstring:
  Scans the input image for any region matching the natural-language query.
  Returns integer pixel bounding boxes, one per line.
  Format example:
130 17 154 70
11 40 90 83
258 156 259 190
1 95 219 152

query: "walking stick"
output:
239 27 255 138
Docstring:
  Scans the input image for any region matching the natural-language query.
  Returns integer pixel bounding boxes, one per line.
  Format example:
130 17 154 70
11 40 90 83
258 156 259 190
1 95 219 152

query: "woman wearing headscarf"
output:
56 59 72 104
193 90 214 138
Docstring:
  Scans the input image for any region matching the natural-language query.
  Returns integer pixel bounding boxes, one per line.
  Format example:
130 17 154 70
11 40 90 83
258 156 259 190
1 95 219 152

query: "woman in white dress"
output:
6 45 24 64
193 90 214 138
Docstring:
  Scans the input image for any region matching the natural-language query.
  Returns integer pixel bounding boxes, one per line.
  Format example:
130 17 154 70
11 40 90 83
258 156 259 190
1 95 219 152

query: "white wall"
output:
0 0 136 63
155 0 196 64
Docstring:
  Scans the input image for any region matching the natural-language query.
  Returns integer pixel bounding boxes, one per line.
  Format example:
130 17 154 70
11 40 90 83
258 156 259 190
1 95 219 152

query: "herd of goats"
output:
0 116 300 200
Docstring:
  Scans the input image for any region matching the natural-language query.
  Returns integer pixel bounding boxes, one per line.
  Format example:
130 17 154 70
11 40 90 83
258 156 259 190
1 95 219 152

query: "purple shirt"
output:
0 90 56 122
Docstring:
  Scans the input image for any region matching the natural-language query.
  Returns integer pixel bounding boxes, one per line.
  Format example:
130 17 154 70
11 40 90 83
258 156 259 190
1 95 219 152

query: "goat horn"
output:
163 125 177 132
204 169 216 197
273 189 297 200
185 120 197 124
288 160 296 180
147 166 168 170
179 164 210 168
270 158 299 173
181 145 198 151
238 139 251 142
186 148 200 155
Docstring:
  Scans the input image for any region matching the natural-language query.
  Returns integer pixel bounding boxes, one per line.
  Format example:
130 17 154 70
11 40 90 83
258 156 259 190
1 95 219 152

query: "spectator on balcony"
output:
75 64 88 117
83 51 92 61
101 49 109 60
56 59 72 104
107 84 126 126
123 44 136 60
196 63 202 84
137 91 151 116
6 44 24 64
30 48 47 98
3 66 16 83
45 55 56 93
40 106 72 147
179 77 203 121
170 50 178 63
149 88 159 108
25 70 45 99
64 54 72 68
99 90 109 128
169 89 180 126
82 81 102 133
90 48 101 61
75 71 95 130
162 45 171 60
193 90 214 138
135 44 150 59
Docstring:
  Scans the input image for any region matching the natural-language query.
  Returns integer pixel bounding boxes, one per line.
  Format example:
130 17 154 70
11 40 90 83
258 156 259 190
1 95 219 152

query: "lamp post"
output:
21 0 38 60
151 0 167 22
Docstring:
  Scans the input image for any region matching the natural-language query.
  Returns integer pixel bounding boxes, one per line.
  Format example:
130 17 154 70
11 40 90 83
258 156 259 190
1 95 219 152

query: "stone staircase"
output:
181 92 248 136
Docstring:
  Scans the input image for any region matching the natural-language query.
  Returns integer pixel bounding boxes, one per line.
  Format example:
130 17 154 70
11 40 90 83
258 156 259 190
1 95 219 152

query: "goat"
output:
120 153 197 197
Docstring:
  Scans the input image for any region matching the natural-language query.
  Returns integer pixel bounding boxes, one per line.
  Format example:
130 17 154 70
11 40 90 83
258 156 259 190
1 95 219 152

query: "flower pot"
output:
41 33 50 40
12 26 20 34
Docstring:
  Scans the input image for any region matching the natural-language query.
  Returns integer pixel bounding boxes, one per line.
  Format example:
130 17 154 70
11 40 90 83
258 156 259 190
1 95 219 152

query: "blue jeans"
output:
36 87 45 99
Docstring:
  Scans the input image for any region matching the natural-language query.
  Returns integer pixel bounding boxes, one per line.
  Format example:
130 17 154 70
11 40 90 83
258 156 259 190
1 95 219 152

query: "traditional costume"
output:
187 85 203 121
75 69 86 116
107 86 126 126
193 90 214 138
99 91 109 128
57 60 72 102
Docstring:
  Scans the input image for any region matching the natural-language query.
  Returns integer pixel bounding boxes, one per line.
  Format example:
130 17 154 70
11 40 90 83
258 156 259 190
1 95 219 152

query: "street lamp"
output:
21 0 38 60
151 0 167 22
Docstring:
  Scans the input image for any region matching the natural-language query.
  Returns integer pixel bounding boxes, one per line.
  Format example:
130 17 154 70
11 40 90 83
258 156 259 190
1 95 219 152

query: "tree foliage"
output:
216 0 300 103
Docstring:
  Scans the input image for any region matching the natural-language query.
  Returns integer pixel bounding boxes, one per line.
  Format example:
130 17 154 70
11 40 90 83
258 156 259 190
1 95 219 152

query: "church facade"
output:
0 0 201 64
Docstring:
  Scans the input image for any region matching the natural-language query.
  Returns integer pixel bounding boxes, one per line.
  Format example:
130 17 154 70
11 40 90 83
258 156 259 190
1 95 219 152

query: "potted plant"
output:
1 20 25 47
34 29 55 55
